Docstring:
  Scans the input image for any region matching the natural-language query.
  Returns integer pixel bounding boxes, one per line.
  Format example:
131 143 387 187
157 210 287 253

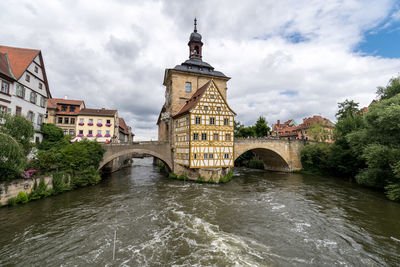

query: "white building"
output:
0 46 51 142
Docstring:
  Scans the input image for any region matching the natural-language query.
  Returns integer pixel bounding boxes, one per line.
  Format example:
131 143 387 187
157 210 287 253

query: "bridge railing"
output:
102 141 169 146
235 137 307 142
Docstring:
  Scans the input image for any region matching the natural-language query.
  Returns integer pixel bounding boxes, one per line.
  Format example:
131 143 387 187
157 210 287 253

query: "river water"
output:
0 158 399 266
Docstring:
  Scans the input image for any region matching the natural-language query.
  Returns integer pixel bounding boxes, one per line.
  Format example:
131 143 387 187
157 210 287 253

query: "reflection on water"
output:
0 158 399 266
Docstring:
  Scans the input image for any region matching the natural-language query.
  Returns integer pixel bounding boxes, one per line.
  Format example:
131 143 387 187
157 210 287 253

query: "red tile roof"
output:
78 108 117 116
48 98 85 107
0 46 40 79
119 117 130 134
173 80 211 118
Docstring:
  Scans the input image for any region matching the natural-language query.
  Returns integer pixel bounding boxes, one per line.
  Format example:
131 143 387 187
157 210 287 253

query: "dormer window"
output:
185 82 191 93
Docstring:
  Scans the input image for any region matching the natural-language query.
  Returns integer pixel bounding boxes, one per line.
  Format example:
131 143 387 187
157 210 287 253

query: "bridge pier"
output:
102 154 133 173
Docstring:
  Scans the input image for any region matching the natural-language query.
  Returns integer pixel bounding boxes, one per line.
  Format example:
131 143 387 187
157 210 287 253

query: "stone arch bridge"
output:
100 138 305 173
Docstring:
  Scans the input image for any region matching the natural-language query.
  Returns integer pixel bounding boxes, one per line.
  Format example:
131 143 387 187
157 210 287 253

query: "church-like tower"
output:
157 18 230 142
157 18 235 182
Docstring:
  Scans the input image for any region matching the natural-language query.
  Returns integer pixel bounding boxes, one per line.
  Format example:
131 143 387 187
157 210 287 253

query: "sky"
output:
1 0 400 140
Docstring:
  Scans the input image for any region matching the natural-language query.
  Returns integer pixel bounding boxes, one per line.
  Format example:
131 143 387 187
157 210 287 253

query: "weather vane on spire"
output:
194 17 197 33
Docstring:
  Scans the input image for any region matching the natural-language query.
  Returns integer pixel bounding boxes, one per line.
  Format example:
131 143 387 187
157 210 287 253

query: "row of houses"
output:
271 115 335 142
0 45 133 143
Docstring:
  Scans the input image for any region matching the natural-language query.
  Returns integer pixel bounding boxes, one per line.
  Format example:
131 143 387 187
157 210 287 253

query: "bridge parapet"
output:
234 138 304 171
100 141 172 170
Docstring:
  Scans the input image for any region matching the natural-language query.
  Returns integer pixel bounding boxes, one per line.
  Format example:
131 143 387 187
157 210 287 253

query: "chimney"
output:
277 120 280 125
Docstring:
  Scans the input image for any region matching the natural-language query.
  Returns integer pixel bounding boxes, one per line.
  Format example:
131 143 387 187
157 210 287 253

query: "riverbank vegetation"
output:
1 119 105 206
301 76 400 201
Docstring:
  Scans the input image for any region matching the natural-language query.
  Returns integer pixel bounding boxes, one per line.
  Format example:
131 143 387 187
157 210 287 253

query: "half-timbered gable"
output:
173 80 235 169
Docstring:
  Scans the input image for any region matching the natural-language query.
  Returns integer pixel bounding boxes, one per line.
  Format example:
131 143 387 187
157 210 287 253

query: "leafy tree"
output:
377 76 400 100
234 120 255 138
335 99 360 120
300 143 332 174
307 121 332 142
60 139 105 171
39 123 69 150
254 116 270 137
0 113 34 156
0 132 25 181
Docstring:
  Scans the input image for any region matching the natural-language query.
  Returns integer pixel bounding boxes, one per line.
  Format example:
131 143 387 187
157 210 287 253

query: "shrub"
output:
220 171 233 183
29 177 48 200
52 171 70 193
7 197 17 206
168 173 177 179
177 174 188 181
71 166 101 188
16 191 29 204
300 143 332 174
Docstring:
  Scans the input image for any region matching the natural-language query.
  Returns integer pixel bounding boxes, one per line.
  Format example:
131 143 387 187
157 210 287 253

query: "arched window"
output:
194 46 199 54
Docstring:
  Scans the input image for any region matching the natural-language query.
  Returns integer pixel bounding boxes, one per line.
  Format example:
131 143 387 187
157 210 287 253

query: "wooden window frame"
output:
15 106 22 115
1 80 10 95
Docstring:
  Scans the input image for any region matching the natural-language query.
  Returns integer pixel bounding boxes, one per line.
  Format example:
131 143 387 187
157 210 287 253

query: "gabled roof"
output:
119 117 131 135
0 45 51 98
48 98 85 107
78 108 117 116
174 80 211 118
0 53 14 80
173 79 236 118
0 46 40 79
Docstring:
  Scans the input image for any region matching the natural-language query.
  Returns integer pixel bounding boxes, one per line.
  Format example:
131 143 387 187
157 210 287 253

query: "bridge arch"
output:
99 143 172 171
234 139 303 172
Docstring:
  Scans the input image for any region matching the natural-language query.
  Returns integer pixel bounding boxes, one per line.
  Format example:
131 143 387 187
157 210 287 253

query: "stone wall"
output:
0 176 53 206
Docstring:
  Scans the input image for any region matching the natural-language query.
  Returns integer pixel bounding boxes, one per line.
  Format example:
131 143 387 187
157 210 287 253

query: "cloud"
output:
1 0 400 140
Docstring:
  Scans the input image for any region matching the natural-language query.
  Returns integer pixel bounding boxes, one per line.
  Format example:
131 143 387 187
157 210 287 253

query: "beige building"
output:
46 98 85 136
75 108 119 143
157 18 235 177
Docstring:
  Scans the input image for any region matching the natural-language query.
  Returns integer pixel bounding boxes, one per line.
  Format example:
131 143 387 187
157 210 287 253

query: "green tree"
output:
39 123 69 150
307 121 332 142
377 76 400 100
335 99 360 120
234 120 255 138
0 132 25 181
0 113 34 156
254 116 270 137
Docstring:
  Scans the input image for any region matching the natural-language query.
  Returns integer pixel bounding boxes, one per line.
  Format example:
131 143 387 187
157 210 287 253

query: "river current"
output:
0 157 399 266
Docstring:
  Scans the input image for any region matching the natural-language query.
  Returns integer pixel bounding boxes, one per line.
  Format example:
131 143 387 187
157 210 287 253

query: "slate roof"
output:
78 108 117 116
0 46 40 79
172 58 228 78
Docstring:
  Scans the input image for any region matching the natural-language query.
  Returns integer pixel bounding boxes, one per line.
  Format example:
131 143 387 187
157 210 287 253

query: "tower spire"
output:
194 17 197 33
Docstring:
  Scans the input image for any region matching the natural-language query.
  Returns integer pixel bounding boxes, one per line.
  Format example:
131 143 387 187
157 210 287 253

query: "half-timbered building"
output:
157 18 236 180
173 80 235 168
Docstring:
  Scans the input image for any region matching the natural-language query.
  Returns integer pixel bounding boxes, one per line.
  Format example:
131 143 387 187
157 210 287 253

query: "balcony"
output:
88 122 93 126
106 123 112 127
97 123 103 127
78 122 84 126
